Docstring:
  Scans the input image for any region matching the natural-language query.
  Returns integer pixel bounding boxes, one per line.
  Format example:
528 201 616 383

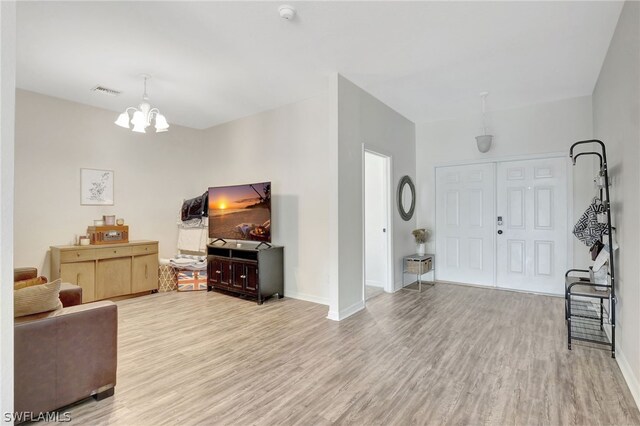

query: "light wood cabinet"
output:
51 240 159 302
59 261 95 303
132 254 159 293
96 257 132 299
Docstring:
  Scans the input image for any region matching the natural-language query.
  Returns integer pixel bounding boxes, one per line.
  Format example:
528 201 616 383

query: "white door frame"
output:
362 145 394 301
433 151 573 289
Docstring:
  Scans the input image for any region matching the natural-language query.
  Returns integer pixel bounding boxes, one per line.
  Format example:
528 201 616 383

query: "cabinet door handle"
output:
145 264 148 279
216 270 221 274
76 273 80 283
240 275 246 279
76 253 80 257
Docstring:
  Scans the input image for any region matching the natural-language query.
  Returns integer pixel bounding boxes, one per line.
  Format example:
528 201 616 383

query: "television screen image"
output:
208 182 271 242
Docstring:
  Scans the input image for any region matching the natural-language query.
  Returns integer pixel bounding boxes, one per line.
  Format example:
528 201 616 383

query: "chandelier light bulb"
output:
155 114 169 132
114 112 130 128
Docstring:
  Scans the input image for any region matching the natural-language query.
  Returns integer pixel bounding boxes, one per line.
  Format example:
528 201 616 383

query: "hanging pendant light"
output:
115 74 169 133
475 91 493 153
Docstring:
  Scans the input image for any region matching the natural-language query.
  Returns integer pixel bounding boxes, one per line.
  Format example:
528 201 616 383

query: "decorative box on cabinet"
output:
50 240 159 303
207 243 283 304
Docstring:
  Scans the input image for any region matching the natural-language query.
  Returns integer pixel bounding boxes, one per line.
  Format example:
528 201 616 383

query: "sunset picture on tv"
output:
208 182 271 242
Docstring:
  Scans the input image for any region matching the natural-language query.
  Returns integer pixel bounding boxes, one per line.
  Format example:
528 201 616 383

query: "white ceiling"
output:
16 1 623 129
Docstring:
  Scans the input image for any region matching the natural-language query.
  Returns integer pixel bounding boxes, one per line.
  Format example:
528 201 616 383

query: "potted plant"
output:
412 228 429 256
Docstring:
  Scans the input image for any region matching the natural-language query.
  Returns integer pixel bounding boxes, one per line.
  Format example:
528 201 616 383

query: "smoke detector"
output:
279 5 296 20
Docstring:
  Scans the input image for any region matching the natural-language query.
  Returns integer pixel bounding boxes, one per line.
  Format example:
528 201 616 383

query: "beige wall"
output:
200 94 331 305
592 0 640 405
14 90 205 277
416 95 595 267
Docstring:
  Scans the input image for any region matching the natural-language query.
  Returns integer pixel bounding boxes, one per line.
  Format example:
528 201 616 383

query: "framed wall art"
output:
81 168 114 205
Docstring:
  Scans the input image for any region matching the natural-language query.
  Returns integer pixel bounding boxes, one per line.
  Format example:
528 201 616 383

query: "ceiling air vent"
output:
91 85 121 96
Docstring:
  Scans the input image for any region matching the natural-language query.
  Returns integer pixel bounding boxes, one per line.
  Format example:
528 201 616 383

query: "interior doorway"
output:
364 150 391 301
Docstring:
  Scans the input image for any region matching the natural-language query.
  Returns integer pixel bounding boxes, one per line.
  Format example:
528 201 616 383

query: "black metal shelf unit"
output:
566 140 616 358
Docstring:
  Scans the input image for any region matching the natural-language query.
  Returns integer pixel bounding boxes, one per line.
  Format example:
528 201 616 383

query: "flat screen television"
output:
208 182 271 242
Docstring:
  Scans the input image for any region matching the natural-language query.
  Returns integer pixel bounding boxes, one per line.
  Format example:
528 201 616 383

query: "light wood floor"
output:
52 283 640 425
365 285 384 300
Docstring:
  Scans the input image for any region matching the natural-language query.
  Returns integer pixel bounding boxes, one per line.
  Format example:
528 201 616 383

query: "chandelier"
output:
115 74 169 133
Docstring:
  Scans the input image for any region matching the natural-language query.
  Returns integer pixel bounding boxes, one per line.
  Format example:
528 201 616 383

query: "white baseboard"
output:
437 279 564 298
326 310 340 321
326 299 365 321
366 280 384 288
285 290 329 306
616 346 640 410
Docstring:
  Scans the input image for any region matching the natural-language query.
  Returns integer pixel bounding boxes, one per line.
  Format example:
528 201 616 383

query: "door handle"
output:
76 273 80 283
382 228 386 233
497 230 503 235
145 264 148 279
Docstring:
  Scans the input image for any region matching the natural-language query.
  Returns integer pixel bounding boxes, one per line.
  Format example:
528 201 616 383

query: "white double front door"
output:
435 157 568 295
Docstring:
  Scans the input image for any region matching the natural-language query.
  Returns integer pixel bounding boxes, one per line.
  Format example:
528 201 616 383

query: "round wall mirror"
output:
397 175 415 221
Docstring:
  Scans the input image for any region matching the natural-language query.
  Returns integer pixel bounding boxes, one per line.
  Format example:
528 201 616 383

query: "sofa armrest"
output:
14 267 38 282
14 301 118 414
59 282 83 307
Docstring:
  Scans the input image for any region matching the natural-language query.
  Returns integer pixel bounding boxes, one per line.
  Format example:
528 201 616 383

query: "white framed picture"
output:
81 168 114 205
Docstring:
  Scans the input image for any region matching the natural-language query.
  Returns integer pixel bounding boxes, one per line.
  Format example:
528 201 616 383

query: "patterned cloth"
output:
573 198 608 246
158 265 177 292
169 254 207 271
177 270 208 292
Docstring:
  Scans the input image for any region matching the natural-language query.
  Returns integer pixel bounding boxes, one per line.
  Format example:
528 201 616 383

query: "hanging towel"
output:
573 197 608 246
177 227 207 253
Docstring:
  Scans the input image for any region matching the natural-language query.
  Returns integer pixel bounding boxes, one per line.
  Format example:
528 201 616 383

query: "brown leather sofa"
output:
13 268 118 415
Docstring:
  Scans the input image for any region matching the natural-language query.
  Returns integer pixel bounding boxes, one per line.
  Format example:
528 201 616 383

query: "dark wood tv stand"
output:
207 243 284 304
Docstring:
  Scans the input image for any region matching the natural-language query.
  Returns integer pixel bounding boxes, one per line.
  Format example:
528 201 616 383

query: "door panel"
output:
435 163 496 286
96 257 131 299
231 262 245 290
132 254 159 293
60 261 95 303
244 263 259 293
210 258 231 287
496 158 568 294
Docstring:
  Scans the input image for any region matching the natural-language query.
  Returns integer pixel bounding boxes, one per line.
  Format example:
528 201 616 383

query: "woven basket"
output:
405 258 432 275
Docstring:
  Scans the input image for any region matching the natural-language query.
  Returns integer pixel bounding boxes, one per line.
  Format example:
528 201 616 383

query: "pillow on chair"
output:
14 279 63 318
14 276 48 291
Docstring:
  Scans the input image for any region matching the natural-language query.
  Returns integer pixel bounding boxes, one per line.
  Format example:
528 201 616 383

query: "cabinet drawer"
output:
60 249 97 263
131 243 158 256
96 246 133 259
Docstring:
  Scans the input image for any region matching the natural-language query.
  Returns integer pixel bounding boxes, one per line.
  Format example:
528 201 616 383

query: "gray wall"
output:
416 96 595 267
330 75 416 319
592 0 640 404
0 0 16 415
